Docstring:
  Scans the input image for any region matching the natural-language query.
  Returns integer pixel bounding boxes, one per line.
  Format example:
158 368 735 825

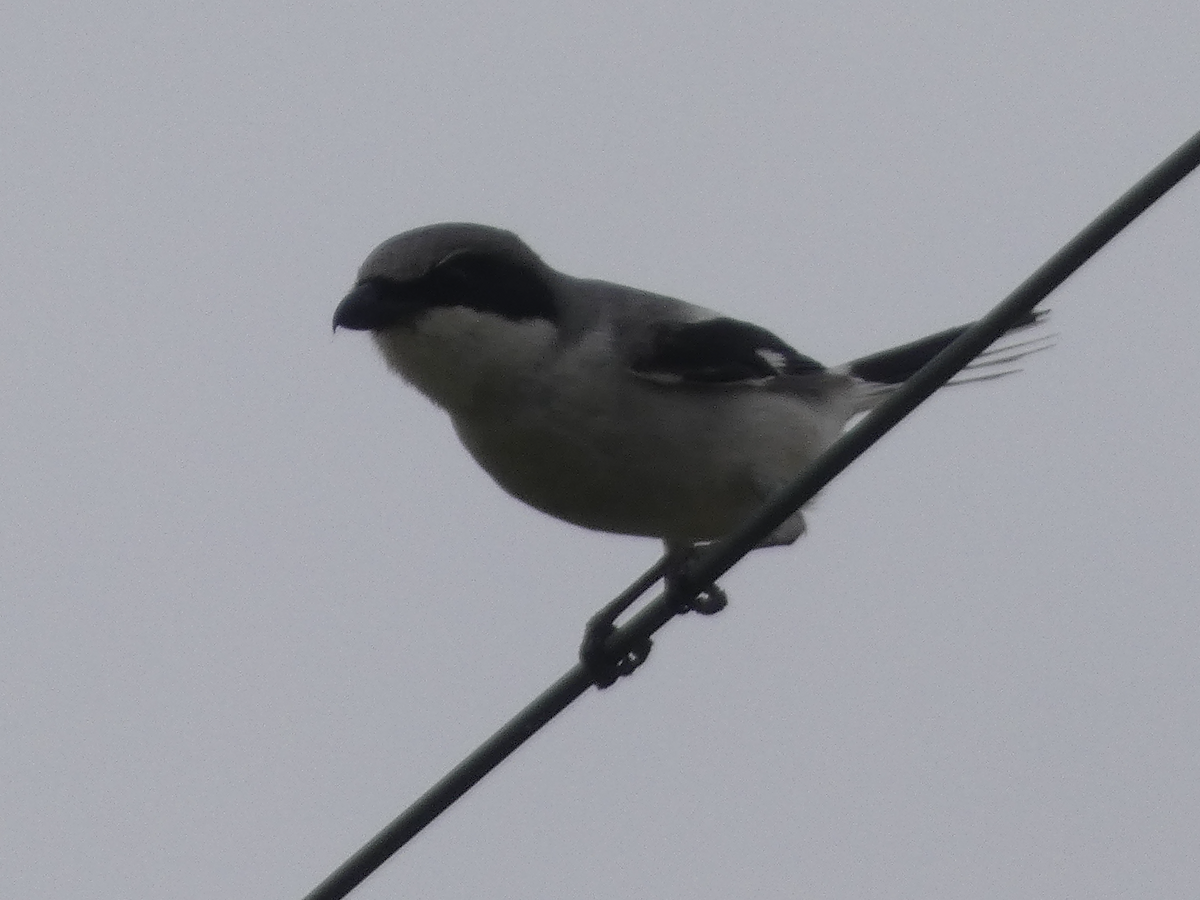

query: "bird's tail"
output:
841 310 1052 412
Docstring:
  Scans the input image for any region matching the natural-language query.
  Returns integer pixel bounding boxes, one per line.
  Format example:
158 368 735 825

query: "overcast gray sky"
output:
3 2 1199 898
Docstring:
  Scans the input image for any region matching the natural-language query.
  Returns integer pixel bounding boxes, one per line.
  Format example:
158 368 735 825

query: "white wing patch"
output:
755 348 790 373
633 370 686 386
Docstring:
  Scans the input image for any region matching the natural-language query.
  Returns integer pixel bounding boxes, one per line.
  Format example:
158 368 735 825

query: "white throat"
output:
372 306 558 414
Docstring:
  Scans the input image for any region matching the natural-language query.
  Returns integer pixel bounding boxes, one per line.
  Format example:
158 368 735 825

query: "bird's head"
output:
334 223 563 414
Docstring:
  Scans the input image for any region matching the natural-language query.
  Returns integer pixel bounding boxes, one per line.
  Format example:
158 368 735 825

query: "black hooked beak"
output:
333 280 418 332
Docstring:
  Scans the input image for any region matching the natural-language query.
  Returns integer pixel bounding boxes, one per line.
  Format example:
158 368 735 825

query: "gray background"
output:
3 2 1198 898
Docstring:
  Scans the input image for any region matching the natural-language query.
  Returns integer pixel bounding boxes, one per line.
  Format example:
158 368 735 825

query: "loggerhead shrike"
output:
334 223 1045 677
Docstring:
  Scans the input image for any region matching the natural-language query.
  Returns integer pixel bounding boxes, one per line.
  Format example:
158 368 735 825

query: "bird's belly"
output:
451 390 836 543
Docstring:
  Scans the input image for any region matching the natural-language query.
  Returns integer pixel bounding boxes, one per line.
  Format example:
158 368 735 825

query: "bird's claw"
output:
579 619 653 688
686 583 728 615
577 547 727 688
663 552 728 616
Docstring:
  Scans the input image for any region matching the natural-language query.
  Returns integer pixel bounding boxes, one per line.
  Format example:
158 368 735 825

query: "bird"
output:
333 222 1046 680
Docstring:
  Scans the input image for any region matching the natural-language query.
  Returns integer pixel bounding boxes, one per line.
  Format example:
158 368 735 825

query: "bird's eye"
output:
435 251 490 284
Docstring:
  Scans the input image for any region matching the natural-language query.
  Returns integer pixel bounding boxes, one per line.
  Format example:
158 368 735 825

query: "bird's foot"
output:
662 545 728 616
579 618 653 689
578 559 668 687
577 545 728 688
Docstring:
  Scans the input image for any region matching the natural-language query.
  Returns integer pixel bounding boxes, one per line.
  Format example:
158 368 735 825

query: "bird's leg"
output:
578 544 729 687
578 557 667 687
662 542 728 615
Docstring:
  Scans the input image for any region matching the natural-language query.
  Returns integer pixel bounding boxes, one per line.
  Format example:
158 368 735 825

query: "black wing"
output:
629 317 825 385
